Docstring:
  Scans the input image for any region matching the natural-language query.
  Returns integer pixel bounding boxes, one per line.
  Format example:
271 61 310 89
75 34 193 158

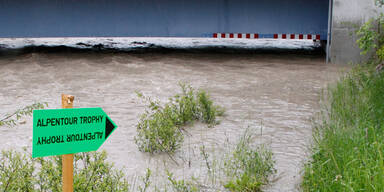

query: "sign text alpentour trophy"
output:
33 107 117 158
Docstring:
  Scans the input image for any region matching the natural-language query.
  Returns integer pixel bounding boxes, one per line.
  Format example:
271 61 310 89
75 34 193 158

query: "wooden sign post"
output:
62 94 74 192
32 94 117 191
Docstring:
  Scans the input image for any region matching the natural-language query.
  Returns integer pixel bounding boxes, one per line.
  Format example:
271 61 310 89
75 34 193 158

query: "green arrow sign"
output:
32 108 117 158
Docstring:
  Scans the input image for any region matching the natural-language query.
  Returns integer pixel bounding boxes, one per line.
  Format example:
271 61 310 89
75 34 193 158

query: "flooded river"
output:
0 51 343 191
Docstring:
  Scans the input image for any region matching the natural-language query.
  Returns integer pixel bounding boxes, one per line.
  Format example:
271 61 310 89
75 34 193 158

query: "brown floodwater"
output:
0 52 344 191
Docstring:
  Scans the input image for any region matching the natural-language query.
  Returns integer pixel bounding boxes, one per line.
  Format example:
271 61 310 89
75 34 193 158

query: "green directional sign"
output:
32 108 117 158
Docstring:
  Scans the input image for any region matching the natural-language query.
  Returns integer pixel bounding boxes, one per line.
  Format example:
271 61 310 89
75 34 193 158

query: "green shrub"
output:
135 83 224 154
224 129 275 192
171 83 199 126
0 150 35 192
0 150 129 192
196 90 225 125
356 13 384 62
171 83 224 126
135 103 183 154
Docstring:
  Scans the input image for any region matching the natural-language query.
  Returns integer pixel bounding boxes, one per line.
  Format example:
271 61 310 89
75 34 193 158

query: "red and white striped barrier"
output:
213 33 259 39
273 34 320 40
213 33 321 40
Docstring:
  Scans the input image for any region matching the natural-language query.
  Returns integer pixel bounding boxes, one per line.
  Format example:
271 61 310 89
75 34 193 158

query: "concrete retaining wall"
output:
331 0 384 64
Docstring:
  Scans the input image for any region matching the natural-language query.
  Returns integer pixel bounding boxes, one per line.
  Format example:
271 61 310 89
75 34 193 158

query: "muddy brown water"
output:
0 52 344 191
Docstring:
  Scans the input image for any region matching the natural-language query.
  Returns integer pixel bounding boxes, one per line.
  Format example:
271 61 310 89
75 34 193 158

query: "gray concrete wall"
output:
331 0 384 64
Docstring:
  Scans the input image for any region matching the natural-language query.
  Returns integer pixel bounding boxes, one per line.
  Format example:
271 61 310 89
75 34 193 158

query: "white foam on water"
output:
0 37 317 50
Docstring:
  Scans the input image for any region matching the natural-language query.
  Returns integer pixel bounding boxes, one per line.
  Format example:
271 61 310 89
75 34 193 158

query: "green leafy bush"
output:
135 94 184 154
171 84 199 126
356 13 384 62
0 150 35 192
196 90 225 125
0 150 129 192
171 83 224 126
135 83 224 154
224 129 275 192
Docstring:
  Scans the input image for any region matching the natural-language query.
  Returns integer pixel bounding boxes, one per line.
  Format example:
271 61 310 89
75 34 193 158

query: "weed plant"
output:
138 168 152 192
224 129 275 192
0 150 129 192
302 64 384 191
0 102 48 127
135 83 224 154
166 171 199 192
196 90 225 125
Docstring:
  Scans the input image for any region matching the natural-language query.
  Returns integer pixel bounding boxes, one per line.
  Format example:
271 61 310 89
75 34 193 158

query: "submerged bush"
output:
224 129 275 192
135 102 184 154
0 150 129 192
196 90 225 125
171 83 224 126
171 84 199 126
135 83 224 154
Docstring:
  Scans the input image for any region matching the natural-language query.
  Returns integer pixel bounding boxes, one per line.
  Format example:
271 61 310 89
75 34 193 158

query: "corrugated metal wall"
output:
0 0 329 39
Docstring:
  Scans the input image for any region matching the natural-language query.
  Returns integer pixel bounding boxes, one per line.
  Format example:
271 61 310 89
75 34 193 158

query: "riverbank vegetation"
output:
135 83 225 154
302 63 384 191
302 12 384 191
0 128 274 192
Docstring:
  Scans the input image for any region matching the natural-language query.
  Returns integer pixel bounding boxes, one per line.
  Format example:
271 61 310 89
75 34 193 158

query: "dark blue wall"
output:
0 0 329 39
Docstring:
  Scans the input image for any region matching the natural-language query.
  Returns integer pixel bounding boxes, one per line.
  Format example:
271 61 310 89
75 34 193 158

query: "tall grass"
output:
224 128 275 192
302 63 384 191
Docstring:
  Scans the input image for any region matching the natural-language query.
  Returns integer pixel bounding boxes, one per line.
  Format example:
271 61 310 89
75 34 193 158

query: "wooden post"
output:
62 94 74 192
